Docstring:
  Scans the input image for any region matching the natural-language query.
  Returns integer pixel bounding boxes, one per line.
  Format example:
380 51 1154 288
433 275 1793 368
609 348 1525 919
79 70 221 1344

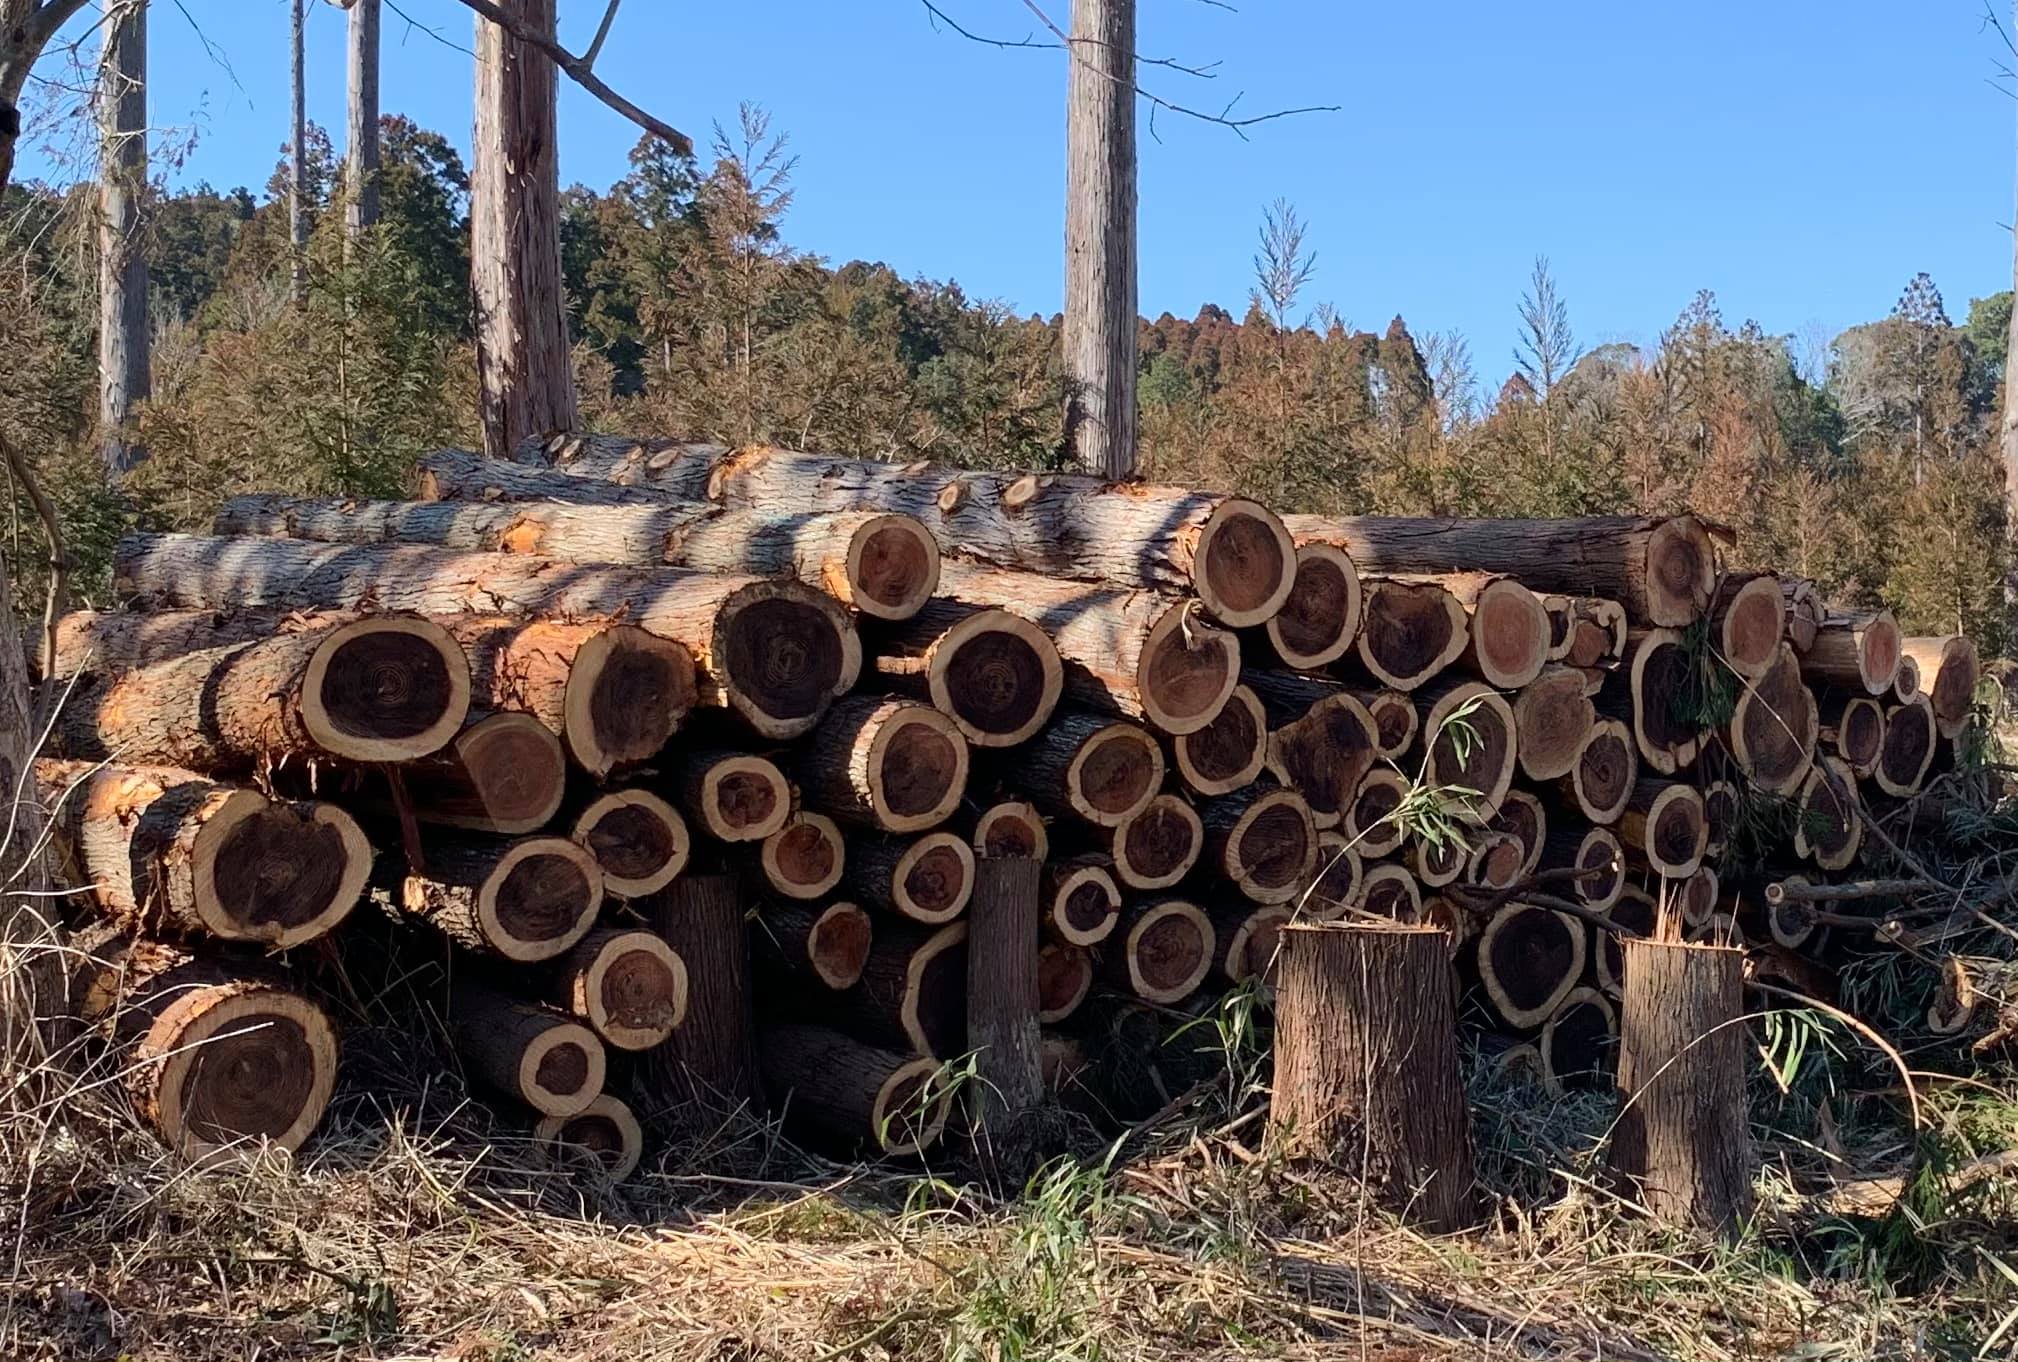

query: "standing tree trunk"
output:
966 857 1043 1179
289 0 307 304
98 0 149 477
343 0 380 234
636 873 761 1117
1063 0 1137 479
472 0 576 458
2005 2 2018 631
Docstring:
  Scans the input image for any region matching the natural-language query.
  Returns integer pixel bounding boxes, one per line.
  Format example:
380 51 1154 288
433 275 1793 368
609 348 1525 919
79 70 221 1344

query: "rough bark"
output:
843 831 975 924
392 833 602 960
966 856 1044 1174
1023 711 1163 827
754 900 872 989
756 812 845 901
1200 784 1319 905
1102 898 1213 1003
870 602 1062 746
1799 608 1902 697
448 987 605 1117
551 925 687 1050
1171 682 1267 796
758 1022 950 1156
1063 0 1137 480
795 695 969 834
344 0 381 234
637 873 762 1115
98 0 149 477
571 788 690 898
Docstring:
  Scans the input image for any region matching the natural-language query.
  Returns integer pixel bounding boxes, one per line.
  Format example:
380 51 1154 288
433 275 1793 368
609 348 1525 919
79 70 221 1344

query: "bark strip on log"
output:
571 789 690 898
1901 635 1981 739
759 1023 951 1156
396 835 603 961
535 1094 644 1183
449 988 606 1117
1353 578 1469 691
755 900 873 990
673 750 791 844
871 603 1062 747
796 696 969 834
757 812 845 900
1201 785 1319 905
1103 899 1214 1003
1475 902 1587 1028
844 831 976 924
1261 540 1362 669
1172 683 1267 796
1513 665 1596 782
1876 694 1937 798
966 857 1043 1169
638 873 762 1113
552 926 688 1050
1024 712 1164 827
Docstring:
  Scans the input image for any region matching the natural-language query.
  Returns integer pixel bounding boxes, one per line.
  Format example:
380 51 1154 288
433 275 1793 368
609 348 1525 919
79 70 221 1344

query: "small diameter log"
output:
1443 572 1551 689
758 812 846 900
1366 688 1419 760
845 831 976 924
40 760 367 948
1411 834 1466 889
1262 540 1362 669
1876 694 1938 798
1793 759 1862 872
1305 831 1364 921
1420 894 1471 951
971 800 1049 862
396 711 566 835
1201 785 1320 905
1422 680 1518 818
1475 902 1587 1028
1800 609 1902 698
639 873 761 1111
398 836 604 961
552 926 688 1050
1356 863 1422 922
1345 769 1410 858
1781 577 1824 653
1540 987 1617 1095
58 616 470 769
673 750 792 843
1892 653 1921 704
1102 899 1214 1004
535 1094 644 1183
572 789 691 898
1099 793 1203 890
966 857 1044 1159
1043 855 1122 946
1542 820 1625 912
424 443 699 501
1172 683 1267 796
1513 665 1597 782
1729 644 1819 796
1605 628 1702 776
1270 923 1479 1232
1710 573 1786 681
1902 635 1981 739
1354 578 1469 690
1544 595 1628 674
1609 940 1755 1233
1670 865 1719 929
1685 912 1745 949
1701 780 1737 860
1619 780 1708 879
759 1023 951 1156
1819 694 1886 779
1595 887 1656 998
1037 942 1095 1022
1560 717 1637 825
872 604 1063 748
755 900 874 989
831 919 968 1058
933 563 1240 734
1024 712 1164 827
1487 789 1547 880
449 989 607 1117
1465 831 1527 891
797 696 970 834
1210 904 1293 986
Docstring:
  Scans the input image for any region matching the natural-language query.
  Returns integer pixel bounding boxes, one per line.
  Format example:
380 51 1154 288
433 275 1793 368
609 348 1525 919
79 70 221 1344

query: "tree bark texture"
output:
794 695 969 834
448 986 605 1117
98 0 149 477
758 1022 950 1156
345 0 381 234
966 856 1043 1174
637 873 762 1116
1062 0 1137 479
393 833 602 961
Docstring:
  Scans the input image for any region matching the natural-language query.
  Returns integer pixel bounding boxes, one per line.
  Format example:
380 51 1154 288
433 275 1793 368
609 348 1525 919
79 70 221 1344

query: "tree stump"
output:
637 873 761 1118
965 857 1044 1179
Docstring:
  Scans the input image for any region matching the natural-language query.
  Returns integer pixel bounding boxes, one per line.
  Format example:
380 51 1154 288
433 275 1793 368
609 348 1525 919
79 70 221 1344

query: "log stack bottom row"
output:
40 432 1985 1168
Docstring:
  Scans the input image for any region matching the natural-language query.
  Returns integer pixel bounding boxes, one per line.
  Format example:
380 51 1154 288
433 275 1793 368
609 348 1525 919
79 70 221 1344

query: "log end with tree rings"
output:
1044 858 1122 945
1210 786 1319 904
759 812 845 900
1345 768 1410 858
712 578 861 739
1191 497 1297 629
1596 886 1655 998
1903 634 1980 738
1540 987 1617 1095
432 712 568 835
1730 644 1819 796
1640 514 1717 627
926 609 1063 747
758 1024 952 1157
861 701 970 833
1763 876 1818 950
1365 688 1418 761
535 1093 644 1183
300 616 471 761
1037 941 1094 1023
1876 694 1937 798
468 836 605 962
1670 864 1719 929
1356 579 1469 691
1418 894 1470 953
1568 716 1636 825
1892 652 1920 703
1113 899 1214 1004
1793 760 1861 872
1264 541 1362 668
1065 720 1165 827
1466 831 1526 891
971 800 1048 862
1626 628 1703 775
1476 902 1587 1029
1411 832 1465 888
1568 825 1626 911
1487 789 1546 879
1465 577 1551 690
1216 904 1293 986
1700 779 1737 860
1857 610 1904 696
886 832 976 924
1425 682 1516 817
1305 831 1364 921
1714 573 1786 680
560 927 688 1050
1136 605 1241 736
1172 683 1267 796
762 900 873 989
694 754 792 843
1828 697 1886 777
1265 691 1378 829
191 790 370 948
562 624 698 777
840 512 941 620
1625 781 1708 879
1356 862 1421 922
1110 793 1203 890
1513 665 1596 782
1926 956 1977 1036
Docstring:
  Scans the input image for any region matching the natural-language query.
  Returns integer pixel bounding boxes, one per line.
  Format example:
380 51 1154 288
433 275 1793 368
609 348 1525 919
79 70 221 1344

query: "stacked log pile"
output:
39 430 1986 1169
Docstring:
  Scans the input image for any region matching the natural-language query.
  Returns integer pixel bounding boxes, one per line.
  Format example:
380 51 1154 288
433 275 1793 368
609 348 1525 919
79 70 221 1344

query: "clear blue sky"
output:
21 0 2018 378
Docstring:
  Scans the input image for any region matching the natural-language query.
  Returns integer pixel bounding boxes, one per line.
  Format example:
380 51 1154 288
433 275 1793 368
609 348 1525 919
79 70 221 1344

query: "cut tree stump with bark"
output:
1172 682 1267 796
1609 939 1755 1234
1475 902 1587 1028
870 602 1062 747
673 750 792 844
450 989 605 1117
966 856 1044 1175
1270 923 1480 1232
1619 779 1708 879
1345 769 1410 859
638 873 762 1114
1260 539 1363 669
755 900 873 990
1421 679 1518 818
1710 573 1786 681
1351 578 1470 691
1201 785 1319 905
1901 635 1982 739
1023 712 1164 827
571 789 690 898
1729 644 1819 796
759 1022 952 1156
829 918 968 1058
1819 694 1886 779
395 834 603 961
1095 792 1203 891
1876 694 1938 798
551 926 688 1050
535 1093 644 1183
796 696 969 834
970 800 1049 862
1800 608 1902 698
1513 665 1597 782
757 812 846 900
1103 899 1214 1004
1042 854 1123 945
392 711 566 835
1560 716 1638 824
844 831 975 924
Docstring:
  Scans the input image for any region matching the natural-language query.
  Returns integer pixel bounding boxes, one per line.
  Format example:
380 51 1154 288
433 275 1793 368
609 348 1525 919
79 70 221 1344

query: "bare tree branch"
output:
1985 0 2017 59
919 0 1219 77
22 0 94 50
581 0 622 68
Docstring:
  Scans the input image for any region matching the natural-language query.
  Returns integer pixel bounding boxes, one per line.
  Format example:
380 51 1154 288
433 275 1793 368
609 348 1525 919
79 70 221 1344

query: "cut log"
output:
1901 635 1981 739
637 874 761 1112
1283 513 1717 627
758 1022 952 1156
1540 986 1617 1094
1781 577 1824 653
844 831 976 924
1541 820 1625 912
1710 573 1786 681
1411 834 1465 889
871 603 1062 747
1102 898 1214 1003
797 696 969 834
934 563 1238 734
757 812 846 900
534 1093 644 1182
1701 779 1737 860
57 616 470 769
1421 680 1517 818
1560 716 1637 824
114 533 860 741
1270 923 1479 1231
1024 712 1164 827
1419 894 1471 951
1345 768 1410 858
47 605 342 679
1096 792 1203 891
1876 695 1937 798
1891 653 1921 704
1042 855 1122 945
449 989 606 1117
1609 940 1755 1233
965 856 1043 1170
1261 687 1378 830
1819 694 1885 779
1438 572 1551 689
572 789 690 898
1486 789 1546 879
830 919 968 1058
420 444 702 502
1353 577 1469 690
1729 644 1819 796
40 760 366 948
1800 608 1901 698
1595 886 1656 998
1037 941 1094 1022
1619 780 1708 879
1603 628 1702 776
1171 682 1267 796
1542 594 1628 673
1210 903 1293 986
754 900 873 990
970 800 1049 862
552 926 688 1050
1465 830 1527 891
1475 902 1587 1028
1793 759 1862 872
394 711 566 835
396 835 603 961
673 750 792 844
1513 665 1596 782
1261 540 1362 669
1305 831 1364 921
1356 862 1422 922
1365 688 1419 760
1201 785 1319 905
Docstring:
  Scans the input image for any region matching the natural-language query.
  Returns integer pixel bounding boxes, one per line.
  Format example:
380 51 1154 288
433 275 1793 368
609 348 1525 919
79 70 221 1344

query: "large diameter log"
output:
572 789 690 898
1345 769 1410 858
1201 785 1319 905
1876 694 1937 797
1422 680 1517 818
1210 903 1293 986
40 760 366 948
966 857 1044 1170
1541 820 1625 912
534 1094 644 1183
797 696 969 834
1258 539 1361 669
1902 635 1981 739
758 812 846 900
1618 779 1708 879
1355 862 1423 922
934 563 1238 734
638 874 761 1112
1270 923 1479 1231
1710 573 1786 681
871 603 1062 747
755 900 873 989
845 831 976 924
1261 688 1378 830
1819 694 1886 779
1283 513 1717 628
449 989 607 1117
114 534 861 741
1609 940 1755 1233
1172 683 1266 796
758 1023 952 1156
1043 855 1122 945
1103 899 1214 1003
1540 986 1617 1095
552 926 688 1050
1604 628 1702 776
1438 572 1551 689
396 835 603 961
1037 941 1094 1022
1513 665 1596 782
1729 644 1819 796
1793 759 1862 872
673 750 791 844
1305 831 1365 921
1024 712 1164 827
57 616 470 769
1475 903 1587 1028
1353 578 1469 691
1560 716 1637 824
971 800 1048 862
48 606 343 680
1800 609 1902 698
831 918 968 1057
1100 793 1203 891
394 711 566 835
